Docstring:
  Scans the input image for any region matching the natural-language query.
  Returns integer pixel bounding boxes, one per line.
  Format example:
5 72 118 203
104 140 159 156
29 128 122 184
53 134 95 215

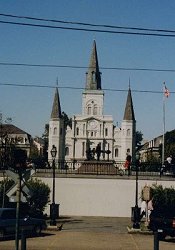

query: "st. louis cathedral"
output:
48 41 136 164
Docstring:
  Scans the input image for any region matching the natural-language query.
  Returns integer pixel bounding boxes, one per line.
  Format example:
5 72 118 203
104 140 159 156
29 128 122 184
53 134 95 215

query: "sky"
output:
0 0 175 141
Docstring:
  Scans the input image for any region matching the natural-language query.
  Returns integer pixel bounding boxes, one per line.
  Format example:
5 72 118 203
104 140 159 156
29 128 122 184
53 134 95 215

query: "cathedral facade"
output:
48 41 136 164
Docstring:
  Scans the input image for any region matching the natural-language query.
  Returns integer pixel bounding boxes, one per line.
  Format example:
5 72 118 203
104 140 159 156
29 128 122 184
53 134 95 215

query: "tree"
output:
62 112 72 128
164 130 175 160
0 177 50 217
149 184 175 216
42 124 49 162
136 131 143 148
27 178 50 217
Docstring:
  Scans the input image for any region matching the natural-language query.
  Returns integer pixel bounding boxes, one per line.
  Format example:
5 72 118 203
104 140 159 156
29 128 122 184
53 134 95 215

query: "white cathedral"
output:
48 41 136 164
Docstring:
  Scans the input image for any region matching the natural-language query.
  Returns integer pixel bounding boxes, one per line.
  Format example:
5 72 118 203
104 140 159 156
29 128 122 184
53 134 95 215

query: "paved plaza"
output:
0 217 175 250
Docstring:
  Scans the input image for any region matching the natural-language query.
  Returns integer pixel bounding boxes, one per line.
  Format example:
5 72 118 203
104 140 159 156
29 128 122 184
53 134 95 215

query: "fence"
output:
1 160 175 177
35 160 169 177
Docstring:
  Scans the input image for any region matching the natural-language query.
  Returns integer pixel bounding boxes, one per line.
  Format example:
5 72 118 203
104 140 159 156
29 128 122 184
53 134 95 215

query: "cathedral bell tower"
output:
121 86 136 161
48 87 65 164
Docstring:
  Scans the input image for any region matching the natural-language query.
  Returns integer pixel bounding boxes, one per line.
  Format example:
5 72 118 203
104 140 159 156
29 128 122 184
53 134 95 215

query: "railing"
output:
1 161 175 177
35 161 171 177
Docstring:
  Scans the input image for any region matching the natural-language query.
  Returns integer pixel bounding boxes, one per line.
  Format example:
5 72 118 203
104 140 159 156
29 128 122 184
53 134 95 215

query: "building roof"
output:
86 40 101 90
51 87 62 119
123 87 135 121
1 124 30 135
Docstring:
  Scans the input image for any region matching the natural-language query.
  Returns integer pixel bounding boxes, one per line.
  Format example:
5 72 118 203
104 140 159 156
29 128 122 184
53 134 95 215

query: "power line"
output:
1 19 175 37
1 12 175 34
0 81 174 94
1 62 175 73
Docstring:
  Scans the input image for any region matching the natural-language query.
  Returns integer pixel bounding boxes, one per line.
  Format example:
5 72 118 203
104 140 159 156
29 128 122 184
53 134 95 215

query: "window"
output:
105 128 108 136
115 148 118 157
127 129 130 136
82 142 85 156
53 127 57 135
92 71 96 83
65 147 69 156
87 105 91 115
76 127 79 136
83 124 85 135
93 105 97 115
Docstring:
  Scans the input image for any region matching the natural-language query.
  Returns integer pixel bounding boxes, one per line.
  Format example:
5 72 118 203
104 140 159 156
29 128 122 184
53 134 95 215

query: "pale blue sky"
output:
0 0 175 140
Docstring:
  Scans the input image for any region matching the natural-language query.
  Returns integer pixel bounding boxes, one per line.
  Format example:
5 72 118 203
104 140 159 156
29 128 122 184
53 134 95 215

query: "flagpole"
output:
162 91 165 167
162 82 170 168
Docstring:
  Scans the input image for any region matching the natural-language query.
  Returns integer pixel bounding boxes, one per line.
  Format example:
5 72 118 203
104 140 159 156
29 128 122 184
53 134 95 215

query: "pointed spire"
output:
51 87 62 119
86 40 101 90
123 86 135 121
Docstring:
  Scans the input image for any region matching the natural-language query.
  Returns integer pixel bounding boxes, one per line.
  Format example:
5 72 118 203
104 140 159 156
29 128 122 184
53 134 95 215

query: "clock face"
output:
88 120 97 129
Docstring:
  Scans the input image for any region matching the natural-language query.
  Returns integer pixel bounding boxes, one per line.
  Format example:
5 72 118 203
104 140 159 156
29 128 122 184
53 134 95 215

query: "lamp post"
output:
133 152 140 229
50 145 57 226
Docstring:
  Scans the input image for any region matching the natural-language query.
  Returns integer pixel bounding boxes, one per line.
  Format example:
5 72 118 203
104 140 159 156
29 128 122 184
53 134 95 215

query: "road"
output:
0 217 175 250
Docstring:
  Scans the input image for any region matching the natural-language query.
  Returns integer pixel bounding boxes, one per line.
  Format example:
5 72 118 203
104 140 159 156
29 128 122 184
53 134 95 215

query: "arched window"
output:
83 124 85 135
53 127 57 135
87 105 91 115
127 129 130 136
76 127 79 136
65 147 69 156
93 105 97 115
100 124 102 135
82 142 85 156
115 148 118 157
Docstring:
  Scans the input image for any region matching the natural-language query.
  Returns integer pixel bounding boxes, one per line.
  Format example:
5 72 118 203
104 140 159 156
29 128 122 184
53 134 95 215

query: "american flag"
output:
164 82 170 98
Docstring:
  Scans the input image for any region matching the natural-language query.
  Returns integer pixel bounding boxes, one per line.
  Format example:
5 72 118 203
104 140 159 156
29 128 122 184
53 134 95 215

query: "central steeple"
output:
86 40 101 90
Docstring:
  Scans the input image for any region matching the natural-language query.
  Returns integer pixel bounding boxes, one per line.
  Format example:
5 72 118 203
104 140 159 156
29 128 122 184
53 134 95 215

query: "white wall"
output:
2 175 174 217
39 177 175 217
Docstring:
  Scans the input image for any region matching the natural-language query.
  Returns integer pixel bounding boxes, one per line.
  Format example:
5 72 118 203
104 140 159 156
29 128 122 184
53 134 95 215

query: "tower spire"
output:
123 87 135 121
51 87 62 119
86 40 101 90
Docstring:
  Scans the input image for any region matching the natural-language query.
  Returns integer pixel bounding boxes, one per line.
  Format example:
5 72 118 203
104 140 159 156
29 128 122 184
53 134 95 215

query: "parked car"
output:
149 211 175 240
0 208 47 238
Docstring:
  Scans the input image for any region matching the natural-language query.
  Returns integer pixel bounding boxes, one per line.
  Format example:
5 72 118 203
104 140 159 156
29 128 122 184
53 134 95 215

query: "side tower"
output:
120 86 136 161
48 88 65 164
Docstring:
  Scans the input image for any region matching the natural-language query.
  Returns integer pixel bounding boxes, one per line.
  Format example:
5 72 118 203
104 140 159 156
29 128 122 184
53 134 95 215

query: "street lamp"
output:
50 145 57 226
133 152 141 229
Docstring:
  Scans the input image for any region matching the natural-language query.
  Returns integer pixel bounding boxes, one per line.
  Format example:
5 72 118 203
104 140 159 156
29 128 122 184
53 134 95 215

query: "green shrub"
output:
0 177 50 218
150 184 175 216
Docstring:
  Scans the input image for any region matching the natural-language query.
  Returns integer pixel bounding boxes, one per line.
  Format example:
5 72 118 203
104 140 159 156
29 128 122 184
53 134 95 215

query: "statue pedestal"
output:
77 161 117 175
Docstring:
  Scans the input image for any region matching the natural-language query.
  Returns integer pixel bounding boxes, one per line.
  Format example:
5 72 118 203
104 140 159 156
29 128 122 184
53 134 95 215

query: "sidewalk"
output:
0 217 175 250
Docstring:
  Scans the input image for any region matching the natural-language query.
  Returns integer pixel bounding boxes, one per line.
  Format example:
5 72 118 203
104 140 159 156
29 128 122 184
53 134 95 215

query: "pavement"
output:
0 216 175 250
